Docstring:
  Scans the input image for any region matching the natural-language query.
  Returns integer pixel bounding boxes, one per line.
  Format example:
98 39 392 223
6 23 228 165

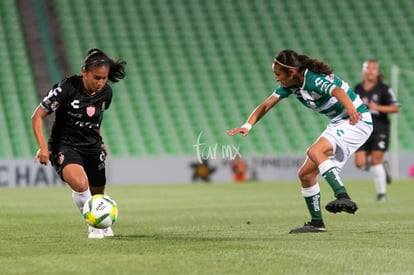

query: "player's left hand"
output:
349 111 362 125
34 148 50 165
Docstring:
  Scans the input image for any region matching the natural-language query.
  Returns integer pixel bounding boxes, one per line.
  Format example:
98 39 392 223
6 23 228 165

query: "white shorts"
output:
320 112 373 170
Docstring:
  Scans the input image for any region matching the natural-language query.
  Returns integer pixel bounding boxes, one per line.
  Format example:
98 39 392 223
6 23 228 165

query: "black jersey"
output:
354 81 399 131
40 75 112 153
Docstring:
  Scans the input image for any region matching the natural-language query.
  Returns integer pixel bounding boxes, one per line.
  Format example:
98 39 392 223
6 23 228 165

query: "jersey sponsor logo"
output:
315 77 332 93
46 87 63 98
86 105 96 117
42 87 63 112
74 121 100 129
321 82 331 92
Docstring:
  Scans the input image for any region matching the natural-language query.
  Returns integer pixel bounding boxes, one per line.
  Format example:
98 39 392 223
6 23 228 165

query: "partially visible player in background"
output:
354 60 399 202
31 48 126 238
228 49 373 234
231 156 248 182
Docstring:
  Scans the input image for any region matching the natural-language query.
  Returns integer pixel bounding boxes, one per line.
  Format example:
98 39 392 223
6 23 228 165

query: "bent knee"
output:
298 167 316 183
306 146 331 163
306 146 321 164
355 163 366 170
62 164 89 191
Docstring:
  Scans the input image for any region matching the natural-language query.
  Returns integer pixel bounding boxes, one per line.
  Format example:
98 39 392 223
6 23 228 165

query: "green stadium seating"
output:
2 0 414 159
0 0 39 159
52 0 414 156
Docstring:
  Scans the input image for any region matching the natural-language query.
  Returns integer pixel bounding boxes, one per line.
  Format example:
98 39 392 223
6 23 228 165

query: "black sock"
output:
337 192 351 200
311 219 325 227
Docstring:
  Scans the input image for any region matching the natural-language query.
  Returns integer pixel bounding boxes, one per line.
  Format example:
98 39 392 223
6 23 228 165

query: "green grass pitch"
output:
0 179 413 274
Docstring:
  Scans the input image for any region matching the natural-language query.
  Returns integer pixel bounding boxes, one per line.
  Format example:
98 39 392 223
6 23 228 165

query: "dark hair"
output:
274 49 333 75
83 48 127 82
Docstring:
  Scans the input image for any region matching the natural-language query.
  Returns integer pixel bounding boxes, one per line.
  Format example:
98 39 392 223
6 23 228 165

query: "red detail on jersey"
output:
86 105 96 117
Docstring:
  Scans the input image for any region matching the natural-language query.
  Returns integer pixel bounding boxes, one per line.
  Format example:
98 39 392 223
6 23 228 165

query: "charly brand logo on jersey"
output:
86 105 96 117
71 99 80 109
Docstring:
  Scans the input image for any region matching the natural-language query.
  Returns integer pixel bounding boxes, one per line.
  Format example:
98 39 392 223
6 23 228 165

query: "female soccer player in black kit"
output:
354 60 399 202
31 48 126 238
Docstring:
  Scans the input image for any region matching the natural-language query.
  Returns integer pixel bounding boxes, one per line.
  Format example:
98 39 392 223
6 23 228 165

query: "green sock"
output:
319 160 348 197
322 167 347 197
304 193 323 221
302 184 325 226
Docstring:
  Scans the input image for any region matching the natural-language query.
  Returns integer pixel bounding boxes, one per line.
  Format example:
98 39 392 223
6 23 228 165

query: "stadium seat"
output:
0 0 39 158
53 0 414 156
3 0 414 159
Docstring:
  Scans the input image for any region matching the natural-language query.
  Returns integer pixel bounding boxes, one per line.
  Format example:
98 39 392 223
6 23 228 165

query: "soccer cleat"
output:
325 198 358 214
88 225 104 239
289 222 327 234
376 194 387 202
383 161 392 184
103 227 114 237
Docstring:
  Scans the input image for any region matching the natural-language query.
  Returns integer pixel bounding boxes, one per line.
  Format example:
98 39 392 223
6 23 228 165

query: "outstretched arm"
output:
227 94 280 136
31 106 50 165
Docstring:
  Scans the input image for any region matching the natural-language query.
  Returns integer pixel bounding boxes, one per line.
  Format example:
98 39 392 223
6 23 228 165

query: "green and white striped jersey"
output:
274 69 367 122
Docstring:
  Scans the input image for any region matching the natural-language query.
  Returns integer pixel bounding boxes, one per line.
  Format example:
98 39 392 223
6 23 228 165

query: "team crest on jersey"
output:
86 105 95 117
51 101 60 111
57 153 64 165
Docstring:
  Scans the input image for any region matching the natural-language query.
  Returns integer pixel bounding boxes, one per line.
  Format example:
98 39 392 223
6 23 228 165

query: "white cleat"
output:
88 225 104 239
103 227 114 237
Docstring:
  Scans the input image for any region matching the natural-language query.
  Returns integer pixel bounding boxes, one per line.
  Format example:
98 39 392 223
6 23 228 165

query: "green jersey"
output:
274 69 367 122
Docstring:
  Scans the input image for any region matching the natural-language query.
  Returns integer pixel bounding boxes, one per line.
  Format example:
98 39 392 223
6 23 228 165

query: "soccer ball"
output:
83 194 118 229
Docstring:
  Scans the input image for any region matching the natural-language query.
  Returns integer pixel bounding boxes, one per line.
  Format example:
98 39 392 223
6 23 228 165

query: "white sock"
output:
72 189 91 214
370 164 386 194
318 159 335 175
301 183 321 197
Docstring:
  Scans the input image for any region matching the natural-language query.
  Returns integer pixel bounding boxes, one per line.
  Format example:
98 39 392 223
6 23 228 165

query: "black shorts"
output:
50 147 106 187
357 128 390 152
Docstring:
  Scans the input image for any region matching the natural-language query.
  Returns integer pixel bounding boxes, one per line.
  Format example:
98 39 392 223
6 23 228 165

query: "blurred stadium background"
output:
1 0 413 185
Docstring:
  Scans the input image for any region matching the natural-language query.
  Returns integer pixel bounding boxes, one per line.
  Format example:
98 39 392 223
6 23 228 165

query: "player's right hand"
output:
34 148 50 165
227 127 249 137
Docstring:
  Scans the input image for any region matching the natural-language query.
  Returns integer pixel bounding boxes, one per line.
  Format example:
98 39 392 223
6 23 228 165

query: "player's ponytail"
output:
274 50 333 75
83 48 127 83
108 58 127 83
298 54 333 75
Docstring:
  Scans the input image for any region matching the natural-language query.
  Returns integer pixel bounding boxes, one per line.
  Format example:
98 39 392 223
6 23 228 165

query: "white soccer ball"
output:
83 194 118 229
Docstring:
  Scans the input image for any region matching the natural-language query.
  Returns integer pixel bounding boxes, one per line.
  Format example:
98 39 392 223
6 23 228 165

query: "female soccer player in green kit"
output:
228 50 373 233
